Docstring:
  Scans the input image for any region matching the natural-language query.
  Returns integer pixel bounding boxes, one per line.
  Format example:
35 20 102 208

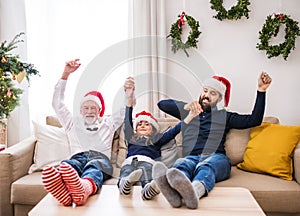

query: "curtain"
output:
0 0 30 146
25 0 129 123
129 0 167 117
1 0 129 145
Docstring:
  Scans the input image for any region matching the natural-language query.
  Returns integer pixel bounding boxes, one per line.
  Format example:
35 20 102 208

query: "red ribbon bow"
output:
274 13 284 20
178 12 185 29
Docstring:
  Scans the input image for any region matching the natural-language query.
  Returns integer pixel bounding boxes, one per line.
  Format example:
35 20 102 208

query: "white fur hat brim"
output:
81 95 102 110
134 115 160 132
203 78 226 96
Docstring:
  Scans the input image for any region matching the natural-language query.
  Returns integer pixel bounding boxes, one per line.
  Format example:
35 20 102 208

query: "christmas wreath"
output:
256 13 300 60
0 32 39 118
210 0 250 21
167 12 201 57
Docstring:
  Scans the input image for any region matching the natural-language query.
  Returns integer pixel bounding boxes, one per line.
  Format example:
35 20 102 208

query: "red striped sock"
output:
59 162 95 205
42 166 72 206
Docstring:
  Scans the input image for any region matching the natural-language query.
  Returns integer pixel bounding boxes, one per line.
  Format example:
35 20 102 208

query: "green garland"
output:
256 14 300 60
167 12 201 57
210 0 251 21
0 32 40 118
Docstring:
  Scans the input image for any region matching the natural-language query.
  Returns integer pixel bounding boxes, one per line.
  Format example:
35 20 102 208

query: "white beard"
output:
82 114 99 125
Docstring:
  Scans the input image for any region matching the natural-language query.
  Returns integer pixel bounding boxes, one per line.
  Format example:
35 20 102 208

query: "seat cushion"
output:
216 167 300 213
11 172 47 205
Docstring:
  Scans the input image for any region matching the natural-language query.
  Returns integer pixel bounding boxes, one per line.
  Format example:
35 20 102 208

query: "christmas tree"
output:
0 32 39 118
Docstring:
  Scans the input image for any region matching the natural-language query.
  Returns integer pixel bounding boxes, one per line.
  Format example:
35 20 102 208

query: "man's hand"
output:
61 59 81 80
258 72 272 92
183 101 202 124
184 101 203 113
124 76 136 106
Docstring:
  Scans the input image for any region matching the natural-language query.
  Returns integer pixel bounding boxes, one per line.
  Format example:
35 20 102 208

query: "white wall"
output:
165 0 300 125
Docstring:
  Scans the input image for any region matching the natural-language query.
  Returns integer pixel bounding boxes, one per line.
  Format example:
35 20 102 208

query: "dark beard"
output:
198 96 211 112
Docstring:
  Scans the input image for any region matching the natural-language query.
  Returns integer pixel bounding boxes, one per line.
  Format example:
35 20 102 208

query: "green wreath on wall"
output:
256 13 300 60
210 0 251 21
167 12 201 57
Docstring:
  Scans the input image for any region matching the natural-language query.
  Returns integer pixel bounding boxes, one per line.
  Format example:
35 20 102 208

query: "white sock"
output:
192 181 206 199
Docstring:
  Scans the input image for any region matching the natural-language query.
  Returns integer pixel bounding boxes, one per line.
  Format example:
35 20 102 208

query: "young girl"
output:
118 82 199 200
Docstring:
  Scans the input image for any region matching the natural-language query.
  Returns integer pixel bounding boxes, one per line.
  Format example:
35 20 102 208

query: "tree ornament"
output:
16 71 26 84
167 12 201 57
256 13 300 60
210 0 250 21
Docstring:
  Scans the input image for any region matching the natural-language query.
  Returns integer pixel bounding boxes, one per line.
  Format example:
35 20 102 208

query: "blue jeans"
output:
118 157 153 188
62 150 113 192
172 153 231 193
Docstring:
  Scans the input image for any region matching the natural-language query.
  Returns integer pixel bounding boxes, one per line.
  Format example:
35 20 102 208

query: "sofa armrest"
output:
294 143 300 184
0 136 36 216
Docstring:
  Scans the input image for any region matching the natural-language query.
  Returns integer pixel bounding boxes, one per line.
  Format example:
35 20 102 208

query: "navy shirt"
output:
157 91 266 157
124 106 182 160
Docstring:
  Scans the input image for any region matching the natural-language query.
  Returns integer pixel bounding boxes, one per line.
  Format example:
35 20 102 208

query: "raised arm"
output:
123 77 136 141
52 59 81 130
228 72 272 129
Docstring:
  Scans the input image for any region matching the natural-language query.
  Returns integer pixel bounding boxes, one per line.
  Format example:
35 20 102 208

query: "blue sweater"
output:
124 106 182 160
157 91 266 157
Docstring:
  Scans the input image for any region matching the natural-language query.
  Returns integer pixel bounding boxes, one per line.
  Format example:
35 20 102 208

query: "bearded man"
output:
153 72 272 209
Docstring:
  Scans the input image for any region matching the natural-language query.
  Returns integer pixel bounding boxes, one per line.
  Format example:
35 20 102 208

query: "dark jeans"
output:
118 157 153 188
172 153 231 193
62 150 113 192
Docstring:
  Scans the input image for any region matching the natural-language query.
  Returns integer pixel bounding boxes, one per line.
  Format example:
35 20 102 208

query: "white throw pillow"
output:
28 121 71 173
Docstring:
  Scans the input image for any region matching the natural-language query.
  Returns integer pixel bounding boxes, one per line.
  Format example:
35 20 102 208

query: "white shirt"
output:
52 79 125 159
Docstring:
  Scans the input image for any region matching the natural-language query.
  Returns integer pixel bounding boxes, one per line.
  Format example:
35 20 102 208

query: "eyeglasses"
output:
81 106 98 112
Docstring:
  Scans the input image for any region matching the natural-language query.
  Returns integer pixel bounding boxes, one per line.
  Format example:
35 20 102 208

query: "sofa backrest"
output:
46 115 280 167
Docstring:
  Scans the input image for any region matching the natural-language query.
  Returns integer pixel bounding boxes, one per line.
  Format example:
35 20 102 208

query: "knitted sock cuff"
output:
83 177 98 194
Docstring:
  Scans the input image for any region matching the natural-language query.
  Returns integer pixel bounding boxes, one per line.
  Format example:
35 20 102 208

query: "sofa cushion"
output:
29 121 70 173
11 172 47 205
216 166 300 213
224 128 250 165
237 122 300 180
294 143 300 184
224 116 280 165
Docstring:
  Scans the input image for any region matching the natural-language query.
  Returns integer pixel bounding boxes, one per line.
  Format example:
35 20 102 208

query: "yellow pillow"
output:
237 123 300 180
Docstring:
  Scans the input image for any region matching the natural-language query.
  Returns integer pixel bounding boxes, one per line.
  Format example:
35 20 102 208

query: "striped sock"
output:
142 180 160 200
119 169 142 195
59 162 95 206
42 166 72 206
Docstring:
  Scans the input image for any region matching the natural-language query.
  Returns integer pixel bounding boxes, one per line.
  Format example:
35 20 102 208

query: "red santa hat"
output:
203 76 231 107
81 91 105 117
134 110 160 132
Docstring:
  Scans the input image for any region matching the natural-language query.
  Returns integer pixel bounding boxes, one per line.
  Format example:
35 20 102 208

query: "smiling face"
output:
80 100 101 125
198 87 222 112
136 120 153 136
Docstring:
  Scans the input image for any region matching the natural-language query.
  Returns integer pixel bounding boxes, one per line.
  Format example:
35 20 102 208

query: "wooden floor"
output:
29 185 266 216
